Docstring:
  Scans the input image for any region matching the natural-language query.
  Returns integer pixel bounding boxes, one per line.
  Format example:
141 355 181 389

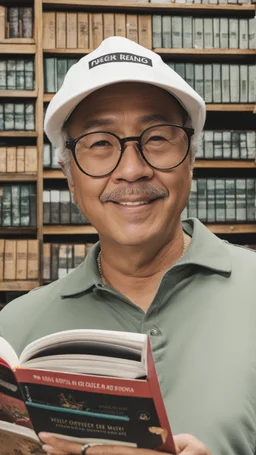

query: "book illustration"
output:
0 363 31 428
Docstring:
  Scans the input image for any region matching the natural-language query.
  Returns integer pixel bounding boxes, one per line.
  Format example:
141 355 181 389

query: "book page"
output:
0 421 44 455
0 337 19 368
20 330 146 365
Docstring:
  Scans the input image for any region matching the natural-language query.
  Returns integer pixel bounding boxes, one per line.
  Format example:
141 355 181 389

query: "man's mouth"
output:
116 200 151 206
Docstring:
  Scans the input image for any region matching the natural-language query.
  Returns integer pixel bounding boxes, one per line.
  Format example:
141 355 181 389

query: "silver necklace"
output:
97 236 186 282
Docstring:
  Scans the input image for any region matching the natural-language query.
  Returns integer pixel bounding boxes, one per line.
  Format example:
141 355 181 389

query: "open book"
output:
0 329 175 453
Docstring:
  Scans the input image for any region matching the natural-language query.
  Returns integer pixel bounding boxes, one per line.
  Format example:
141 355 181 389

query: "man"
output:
1 37 256 455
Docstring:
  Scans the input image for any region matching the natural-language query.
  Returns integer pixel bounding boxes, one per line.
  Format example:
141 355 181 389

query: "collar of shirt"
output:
60 218 232 298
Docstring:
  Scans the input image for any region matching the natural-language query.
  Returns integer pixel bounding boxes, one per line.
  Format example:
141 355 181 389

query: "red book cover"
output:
15 340 175 453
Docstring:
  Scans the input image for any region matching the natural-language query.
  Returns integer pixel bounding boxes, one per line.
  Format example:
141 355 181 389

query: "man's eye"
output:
148 136 166 142
92 141 112 147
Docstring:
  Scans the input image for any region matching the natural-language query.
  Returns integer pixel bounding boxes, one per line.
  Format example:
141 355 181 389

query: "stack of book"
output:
183 178 256 222
0 102 35 131
43 243 94 281
199 131 256 160
0 183 36 227
0 6 33 39
167 62 255 103
43 190 90 225
0 59 34 90
44 58 78 93
152 16 255 49
0 239 39 281
43 143 59 168
43 12 152 49
0 146 37 174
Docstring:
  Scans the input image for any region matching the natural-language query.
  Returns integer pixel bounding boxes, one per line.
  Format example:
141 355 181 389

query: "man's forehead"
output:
65 83 187 130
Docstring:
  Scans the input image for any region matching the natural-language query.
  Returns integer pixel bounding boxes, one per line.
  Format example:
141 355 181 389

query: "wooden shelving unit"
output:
0 281 40 291
0 173 38 181
0 131 37 137
0 0 255 296
206 224 256 235
43 0 255 13
0 90 37 98
43 225 98 235
0 43 36 54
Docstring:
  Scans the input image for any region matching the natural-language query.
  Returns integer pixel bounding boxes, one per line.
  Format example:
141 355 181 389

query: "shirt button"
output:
150 328 160 336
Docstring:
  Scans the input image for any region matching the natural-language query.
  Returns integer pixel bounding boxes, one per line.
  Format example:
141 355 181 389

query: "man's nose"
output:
111 141 154 182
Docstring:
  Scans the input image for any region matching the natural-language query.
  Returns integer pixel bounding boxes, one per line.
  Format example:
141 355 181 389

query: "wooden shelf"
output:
156 49 256 58
0 173 38 182
43 225 98 235
0 38 35 44
206 224 256 234
0 281 40 291
43 0 255 14
196 160 256 168
0 131 37 137
0 90 37 98
206 104 255 112
44 48 93 55
0 43 36 54
0 227 37 235
43 169 65 179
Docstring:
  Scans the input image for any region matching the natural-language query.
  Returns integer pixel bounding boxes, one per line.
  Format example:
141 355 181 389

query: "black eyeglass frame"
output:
65 123 195 178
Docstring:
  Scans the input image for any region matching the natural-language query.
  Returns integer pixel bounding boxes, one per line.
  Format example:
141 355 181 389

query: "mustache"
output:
100 184 168 202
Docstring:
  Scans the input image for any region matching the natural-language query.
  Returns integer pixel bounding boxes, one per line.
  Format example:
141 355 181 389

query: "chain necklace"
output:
97 236 186 283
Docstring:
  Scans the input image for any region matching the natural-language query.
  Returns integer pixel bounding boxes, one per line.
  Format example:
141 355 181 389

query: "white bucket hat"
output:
44 36 206 147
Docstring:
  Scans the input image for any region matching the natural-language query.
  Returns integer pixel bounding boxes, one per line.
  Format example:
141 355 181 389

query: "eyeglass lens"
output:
74 125 189 177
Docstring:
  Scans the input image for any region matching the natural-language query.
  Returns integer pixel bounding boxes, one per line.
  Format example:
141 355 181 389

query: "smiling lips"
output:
116 200 151 206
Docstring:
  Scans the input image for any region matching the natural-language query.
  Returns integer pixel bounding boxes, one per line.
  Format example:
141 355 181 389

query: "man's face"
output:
67 82 193 247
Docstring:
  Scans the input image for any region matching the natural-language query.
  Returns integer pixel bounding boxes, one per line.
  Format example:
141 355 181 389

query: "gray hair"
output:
57 116 202 183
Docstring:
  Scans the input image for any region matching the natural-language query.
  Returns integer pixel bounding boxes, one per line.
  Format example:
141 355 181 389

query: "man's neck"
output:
98 231 191 312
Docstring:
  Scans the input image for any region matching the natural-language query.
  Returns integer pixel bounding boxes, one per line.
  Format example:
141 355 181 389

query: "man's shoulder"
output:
0 279 63 326
225 241 256 261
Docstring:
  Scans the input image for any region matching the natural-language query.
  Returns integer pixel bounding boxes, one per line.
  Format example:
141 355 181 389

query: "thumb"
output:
173 434 209 454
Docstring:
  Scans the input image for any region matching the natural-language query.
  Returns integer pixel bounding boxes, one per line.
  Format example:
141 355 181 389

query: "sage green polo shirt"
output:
1 218 256 455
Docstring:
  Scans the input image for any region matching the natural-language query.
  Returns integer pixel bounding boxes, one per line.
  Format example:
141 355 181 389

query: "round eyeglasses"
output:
65 123 194 178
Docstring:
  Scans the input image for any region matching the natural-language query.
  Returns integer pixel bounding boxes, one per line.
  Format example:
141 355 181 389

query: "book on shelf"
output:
43 12 152 50
151 15 255 49
201 130 256 160
43 190 89 225
0 329 176 453
0 59 35 91
43 243 94 281
0 239 39 282
2 7 33 39
0 103 35 131
182 178 256 223
0 184 36 228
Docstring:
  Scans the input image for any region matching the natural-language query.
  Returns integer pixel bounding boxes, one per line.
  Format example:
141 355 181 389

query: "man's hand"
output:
39 432 212 455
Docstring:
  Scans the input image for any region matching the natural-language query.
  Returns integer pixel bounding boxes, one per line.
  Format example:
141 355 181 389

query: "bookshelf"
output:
0 0 255 303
